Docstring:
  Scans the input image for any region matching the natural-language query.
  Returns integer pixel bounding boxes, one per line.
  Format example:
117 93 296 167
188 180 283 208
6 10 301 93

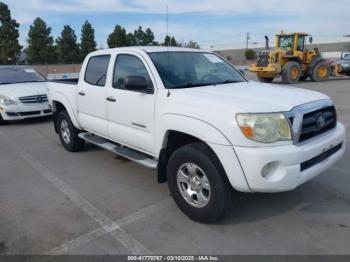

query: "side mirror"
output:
124 76 153 94
309 36 313 44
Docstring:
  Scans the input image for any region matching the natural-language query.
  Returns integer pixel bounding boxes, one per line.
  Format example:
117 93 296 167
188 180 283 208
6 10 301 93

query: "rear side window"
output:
113 54 152 90
84 55 110 86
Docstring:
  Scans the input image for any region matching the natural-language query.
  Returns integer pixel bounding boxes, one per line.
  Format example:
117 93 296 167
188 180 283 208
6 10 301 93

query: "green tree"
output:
80 20 96 60
0 2 22 64
164 35 178 47
27 17 57 64
245 49 257 60
133 26 146 45
186 40 200 49
171 37 178 47
144 28 155 45
107 25 127 48
126 33 136 46
56 25 80 63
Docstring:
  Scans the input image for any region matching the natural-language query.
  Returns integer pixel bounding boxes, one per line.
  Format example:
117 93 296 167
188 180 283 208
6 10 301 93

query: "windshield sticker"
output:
204 54 223 63
24 69 36 73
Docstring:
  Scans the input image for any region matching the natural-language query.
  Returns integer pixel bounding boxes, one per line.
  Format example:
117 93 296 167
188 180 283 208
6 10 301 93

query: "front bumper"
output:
249 63 281 76
234 122 346 193
0 102 52 121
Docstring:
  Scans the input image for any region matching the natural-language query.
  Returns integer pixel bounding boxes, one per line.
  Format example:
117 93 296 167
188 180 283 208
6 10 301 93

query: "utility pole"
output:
166 6 170 47
245 33 250 50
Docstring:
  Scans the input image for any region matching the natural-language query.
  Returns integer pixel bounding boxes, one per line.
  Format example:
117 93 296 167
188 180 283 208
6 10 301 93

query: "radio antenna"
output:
166 5 171 97
166 6 170 47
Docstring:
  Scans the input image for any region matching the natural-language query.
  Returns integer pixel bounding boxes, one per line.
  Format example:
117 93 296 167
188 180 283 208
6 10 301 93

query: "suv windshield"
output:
149 52 245 89
0 68 46 85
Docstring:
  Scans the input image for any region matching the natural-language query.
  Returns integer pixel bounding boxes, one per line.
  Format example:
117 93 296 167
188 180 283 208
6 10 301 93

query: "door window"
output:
113 54 152 90
84 55 110 86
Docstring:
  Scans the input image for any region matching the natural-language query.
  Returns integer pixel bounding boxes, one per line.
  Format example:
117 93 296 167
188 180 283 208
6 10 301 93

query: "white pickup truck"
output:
48 47 345 223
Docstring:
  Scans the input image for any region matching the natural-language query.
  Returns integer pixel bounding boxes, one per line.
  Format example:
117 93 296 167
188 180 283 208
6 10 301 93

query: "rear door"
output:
106 52 156 155
77 55 111 136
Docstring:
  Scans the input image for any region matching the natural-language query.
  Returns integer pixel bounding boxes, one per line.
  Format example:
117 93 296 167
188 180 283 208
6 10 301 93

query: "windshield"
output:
343 53 350 60
278 35 294 49
0 68 46 85
149 52 245 89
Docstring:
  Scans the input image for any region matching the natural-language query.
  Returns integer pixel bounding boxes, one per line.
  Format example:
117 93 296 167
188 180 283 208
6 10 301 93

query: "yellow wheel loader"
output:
250 32 332 84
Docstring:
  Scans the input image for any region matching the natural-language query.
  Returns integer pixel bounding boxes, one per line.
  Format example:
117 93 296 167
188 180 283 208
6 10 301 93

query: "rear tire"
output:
57 111 85 152
281 61 301 84
0 114 8 125
258 77 274 83
311 61 331 82
167 142 234 223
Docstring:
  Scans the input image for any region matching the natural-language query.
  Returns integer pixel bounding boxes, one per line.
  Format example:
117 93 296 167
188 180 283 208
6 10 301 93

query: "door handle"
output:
78 91 86 96
106 96 116 102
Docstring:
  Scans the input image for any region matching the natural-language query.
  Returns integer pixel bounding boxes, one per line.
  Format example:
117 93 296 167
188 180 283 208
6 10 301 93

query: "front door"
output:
106 53 156 155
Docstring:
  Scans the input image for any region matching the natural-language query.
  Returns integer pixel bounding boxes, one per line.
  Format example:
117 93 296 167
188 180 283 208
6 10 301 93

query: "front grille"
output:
300 143 343 172
257 53 269 67
19 94 48 104
299 106 337 143
18 111 41 116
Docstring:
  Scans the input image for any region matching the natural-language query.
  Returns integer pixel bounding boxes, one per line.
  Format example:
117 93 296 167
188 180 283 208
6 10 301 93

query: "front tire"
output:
57 111 85 152
0 114 8 125
167 142 233 223
311 61 331 82
258 77 274 83
281 61 301 84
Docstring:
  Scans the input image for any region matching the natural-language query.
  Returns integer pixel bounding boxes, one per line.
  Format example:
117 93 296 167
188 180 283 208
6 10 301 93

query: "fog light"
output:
261 161 285 182
261 163 273 178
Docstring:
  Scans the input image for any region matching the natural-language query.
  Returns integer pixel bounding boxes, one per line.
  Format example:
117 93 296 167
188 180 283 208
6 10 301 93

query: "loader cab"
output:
276 33 309 52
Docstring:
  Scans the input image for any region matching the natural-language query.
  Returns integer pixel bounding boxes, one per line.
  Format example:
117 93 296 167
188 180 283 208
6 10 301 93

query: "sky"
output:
4 0 350 50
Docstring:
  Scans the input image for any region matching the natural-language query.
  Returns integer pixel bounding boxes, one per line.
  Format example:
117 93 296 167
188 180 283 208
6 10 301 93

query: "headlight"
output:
0 95 16 105
236 113 292 143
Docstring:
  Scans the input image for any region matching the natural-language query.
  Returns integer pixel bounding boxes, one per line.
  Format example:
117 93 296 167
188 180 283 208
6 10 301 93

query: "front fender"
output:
156 113 231 155
156 113 251 192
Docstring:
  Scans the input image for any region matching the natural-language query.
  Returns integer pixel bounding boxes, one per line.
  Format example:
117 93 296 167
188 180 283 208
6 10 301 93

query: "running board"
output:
78 133 158 169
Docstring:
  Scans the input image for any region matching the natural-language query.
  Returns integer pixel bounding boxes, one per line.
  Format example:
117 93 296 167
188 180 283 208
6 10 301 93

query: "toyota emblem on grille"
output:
316 114 326 130
37 96 43 103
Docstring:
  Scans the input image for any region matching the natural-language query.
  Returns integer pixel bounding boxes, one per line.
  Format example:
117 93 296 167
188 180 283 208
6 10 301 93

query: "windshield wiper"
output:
0 80 46 85
169 82 213 89
213 80 243 85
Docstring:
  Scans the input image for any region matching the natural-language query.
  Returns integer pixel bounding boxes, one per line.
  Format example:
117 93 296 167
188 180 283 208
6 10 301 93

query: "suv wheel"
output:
167 142 234 223
57 111 85 152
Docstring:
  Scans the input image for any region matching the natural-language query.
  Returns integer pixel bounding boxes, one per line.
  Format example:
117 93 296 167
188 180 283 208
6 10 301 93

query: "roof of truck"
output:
91 46 207 56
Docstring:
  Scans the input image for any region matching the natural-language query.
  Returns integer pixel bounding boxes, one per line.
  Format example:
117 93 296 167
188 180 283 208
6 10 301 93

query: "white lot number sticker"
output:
24 69 36 73
204 54 223 63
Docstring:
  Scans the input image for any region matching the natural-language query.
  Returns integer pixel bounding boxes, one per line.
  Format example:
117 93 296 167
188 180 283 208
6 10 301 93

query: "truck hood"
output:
170 81 330 112
0 82 48 99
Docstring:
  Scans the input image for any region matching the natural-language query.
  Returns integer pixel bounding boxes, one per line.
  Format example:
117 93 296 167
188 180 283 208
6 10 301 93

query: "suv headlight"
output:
0 95 16 105
236 113 292 143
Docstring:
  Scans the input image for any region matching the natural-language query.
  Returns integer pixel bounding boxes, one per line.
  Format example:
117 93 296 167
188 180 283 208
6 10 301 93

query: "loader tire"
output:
282 61 301 84
311 61 331 82
258 77 274 83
